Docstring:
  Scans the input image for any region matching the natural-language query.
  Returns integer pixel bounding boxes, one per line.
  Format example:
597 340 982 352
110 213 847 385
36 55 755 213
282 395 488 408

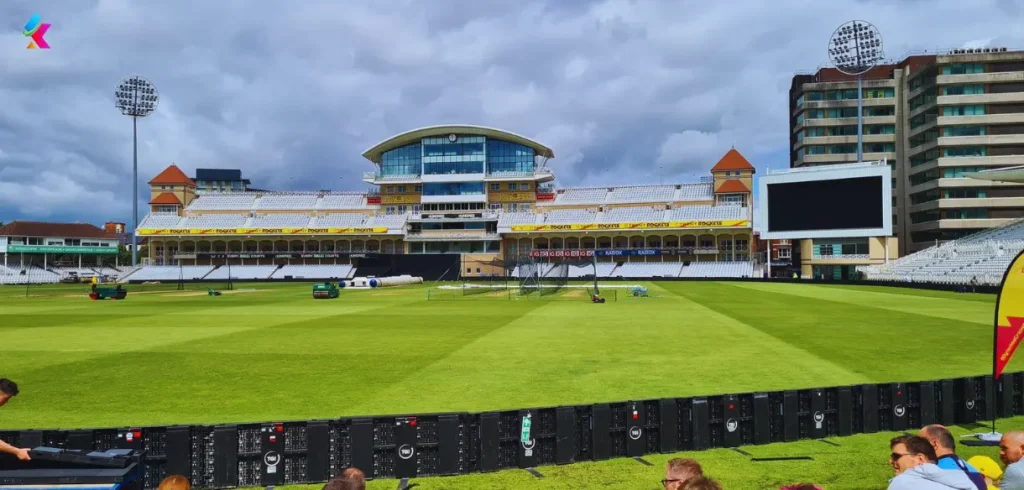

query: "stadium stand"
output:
675 183 715 202
311 213 369 227
273 264 354 279
681 261 754 278
204 265 280 280
255 193 319 210
247 213 313 228
187 194 258 211
544 208 599 224
606 185 676 204
601 206 665 223
318 193 368 210
177 214 248 228
861 218 1024 286
138 212 183 229
366 214 409 228
615 262 684 277
668 205 748 221
125 266 214 281
553 187 608 205
498 212 539 227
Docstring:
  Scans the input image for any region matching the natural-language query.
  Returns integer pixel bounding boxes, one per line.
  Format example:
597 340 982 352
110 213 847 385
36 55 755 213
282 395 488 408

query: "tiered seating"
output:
127 266 213 281
139 212 182 229
498 212 539 227
319 194 367 209
601 207 665 223
554 188 608 204
544 209 598 224
606 185 675 203
255 194 318 210
187 194 257 210
862 218 1024 286
272 264 354 279
95 267 123 276
177 214 248 228
52 267 99 277
367 214 408 229
565 263 617 278
0 266 60 284
205 265 279 280
615 262 684 277
247 213 312 228
668 205 748 221
681 262 754 278
311 213 368 227
675 183 714 202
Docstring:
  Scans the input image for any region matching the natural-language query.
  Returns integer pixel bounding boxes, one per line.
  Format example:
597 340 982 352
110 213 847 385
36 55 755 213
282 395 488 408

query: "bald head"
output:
1000 430 1024 466
919 425 956 456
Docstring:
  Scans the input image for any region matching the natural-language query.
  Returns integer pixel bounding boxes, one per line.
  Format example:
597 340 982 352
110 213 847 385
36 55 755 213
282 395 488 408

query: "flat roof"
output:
361 125 554 164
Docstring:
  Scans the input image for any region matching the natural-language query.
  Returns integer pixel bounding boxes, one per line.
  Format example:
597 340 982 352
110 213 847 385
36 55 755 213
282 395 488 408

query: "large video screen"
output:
766 176 884 232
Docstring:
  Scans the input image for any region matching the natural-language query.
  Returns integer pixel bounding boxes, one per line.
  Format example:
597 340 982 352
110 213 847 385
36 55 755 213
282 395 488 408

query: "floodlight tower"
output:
828 21 884 163
115 76 159 267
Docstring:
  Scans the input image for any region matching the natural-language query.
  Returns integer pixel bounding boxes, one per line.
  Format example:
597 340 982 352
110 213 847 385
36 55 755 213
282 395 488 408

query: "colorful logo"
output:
24 14 51 49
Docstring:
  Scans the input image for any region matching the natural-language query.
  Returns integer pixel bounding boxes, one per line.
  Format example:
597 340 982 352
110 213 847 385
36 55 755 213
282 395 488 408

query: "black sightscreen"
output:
767 176 884 232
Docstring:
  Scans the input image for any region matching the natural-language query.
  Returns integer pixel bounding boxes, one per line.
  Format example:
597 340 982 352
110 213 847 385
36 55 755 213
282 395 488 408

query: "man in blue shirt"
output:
920 425 986 490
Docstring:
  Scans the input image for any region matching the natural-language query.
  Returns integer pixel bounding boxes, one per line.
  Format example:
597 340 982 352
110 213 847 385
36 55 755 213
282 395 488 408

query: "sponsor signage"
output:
509 219 749 232
529 248 699 258
7 245 118 255
380 194 420 204
489 192 536 203
196 252 381 260
137 227 390 236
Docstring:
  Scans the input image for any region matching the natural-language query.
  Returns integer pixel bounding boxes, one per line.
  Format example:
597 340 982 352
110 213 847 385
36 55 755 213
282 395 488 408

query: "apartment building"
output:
791 48 1024 254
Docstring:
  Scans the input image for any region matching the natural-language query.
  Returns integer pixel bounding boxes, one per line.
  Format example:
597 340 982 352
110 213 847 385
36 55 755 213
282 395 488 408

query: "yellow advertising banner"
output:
994 250 1024 379
509 220 750 232
380 194 420 204
137 227 390 236
489 192 537 203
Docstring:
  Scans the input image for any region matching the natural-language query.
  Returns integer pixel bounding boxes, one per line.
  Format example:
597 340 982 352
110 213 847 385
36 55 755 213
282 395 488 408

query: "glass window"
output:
942 63 984 75
521 183 531 190
422 182 485 196
826 144 857 154
827 108 859 118
381 143 422 177
864 106 895 117
865 143 895 153
507 183 517 191
806 110 825 119
942 85 985 96
509 203 518 212
806 91 824 101
414 185 422 192
863 87 895 98
943 146 986 157
826 89 859 100
943 126 986 137
866 124 895 135
806 146 826 155
397 185 406 193
386 186 395 193
520 203 531 211
942 105 986 116
486 140 536 174
489 203 502 210
795 94 805 107
489 183 500 191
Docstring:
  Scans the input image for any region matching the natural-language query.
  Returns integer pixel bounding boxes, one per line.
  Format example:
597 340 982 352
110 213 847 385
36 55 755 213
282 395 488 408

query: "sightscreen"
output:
766 176 884 232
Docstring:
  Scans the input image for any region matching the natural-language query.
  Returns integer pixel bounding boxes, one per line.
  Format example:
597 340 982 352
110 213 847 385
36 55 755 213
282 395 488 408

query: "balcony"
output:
484 168 555 182
937 91 1024 106
362 172 421 184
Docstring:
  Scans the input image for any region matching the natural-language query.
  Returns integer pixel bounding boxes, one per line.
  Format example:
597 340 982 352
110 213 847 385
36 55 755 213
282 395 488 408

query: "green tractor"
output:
312 282 339 299
89 285 128 301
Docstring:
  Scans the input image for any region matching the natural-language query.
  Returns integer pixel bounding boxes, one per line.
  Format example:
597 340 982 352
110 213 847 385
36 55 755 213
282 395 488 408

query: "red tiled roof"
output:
0 221 119 239
710 149 756 173
149 192 183 205
149 164 195 186
716 180 750 194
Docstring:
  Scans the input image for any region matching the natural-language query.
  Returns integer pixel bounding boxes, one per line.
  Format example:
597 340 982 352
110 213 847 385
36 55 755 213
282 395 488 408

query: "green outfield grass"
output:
0 280 1015 489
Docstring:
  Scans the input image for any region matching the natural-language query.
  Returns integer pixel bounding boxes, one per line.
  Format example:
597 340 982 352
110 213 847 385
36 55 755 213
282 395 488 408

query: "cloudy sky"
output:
1 0 1023 226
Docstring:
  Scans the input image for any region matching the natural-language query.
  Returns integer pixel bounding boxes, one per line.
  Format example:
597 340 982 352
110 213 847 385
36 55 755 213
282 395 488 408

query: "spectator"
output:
966 456 1002 490
920 424 986 489
0 378 30 461
888 435 977 489
323 468 366 490
1000 431 1024 489
157 475 190 490
662 458 703 489
681 476 722 490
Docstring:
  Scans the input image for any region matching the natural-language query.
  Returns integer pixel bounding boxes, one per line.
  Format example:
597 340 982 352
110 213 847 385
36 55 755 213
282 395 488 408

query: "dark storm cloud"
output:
0 0 1022 225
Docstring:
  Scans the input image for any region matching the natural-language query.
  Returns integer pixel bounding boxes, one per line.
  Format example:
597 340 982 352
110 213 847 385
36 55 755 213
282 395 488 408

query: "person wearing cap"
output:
967 455 1002 490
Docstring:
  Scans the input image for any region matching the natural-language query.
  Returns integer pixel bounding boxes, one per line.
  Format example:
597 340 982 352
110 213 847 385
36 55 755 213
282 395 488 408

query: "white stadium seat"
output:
601 207 665 223
544 209 598 224
554 188 608 205
127 266 214 281
668 205 748 221
139 212 182 229
318 194 368 210
247 213 312 228
675 183 715 202
177 214 249 228
311 213 369 227
273 264 354 279
498 212 539 227
615 262 684 277
680 262 754 278
204 265 279 280
255 193 319 210
606 185 675 204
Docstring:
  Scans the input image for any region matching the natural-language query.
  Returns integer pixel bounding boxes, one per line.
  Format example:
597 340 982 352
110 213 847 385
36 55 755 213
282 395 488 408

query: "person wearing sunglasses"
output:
888 435 978 490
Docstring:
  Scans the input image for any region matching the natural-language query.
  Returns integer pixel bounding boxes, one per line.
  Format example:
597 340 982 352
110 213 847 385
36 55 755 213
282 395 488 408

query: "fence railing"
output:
0 371 1019 489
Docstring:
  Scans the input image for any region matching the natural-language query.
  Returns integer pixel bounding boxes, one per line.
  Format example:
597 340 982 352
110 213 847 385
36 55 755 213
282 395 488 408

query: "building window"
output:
778 247 791 259
397 185 406 193
397 205 407 213
942 84 985 96
943 146 986 157
864 106 896 117
806 146 826 155
720 194 744 205
863 88 895 98
520 203 531 212
521 182 531 190
414 185 422 192
806 110 825 119
942 209 988 219
489 183 500 191
806 91 824 101
826 89 859 100
942 126 985 137
943 105 985 116
508 203 518 212
386 186 395 193
386 206 396 214
942 63 984 75
381 143 422 177
422 182 484 196
507 183 517 191
489 203 502 211
827 108 859 118
486 140 536 174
